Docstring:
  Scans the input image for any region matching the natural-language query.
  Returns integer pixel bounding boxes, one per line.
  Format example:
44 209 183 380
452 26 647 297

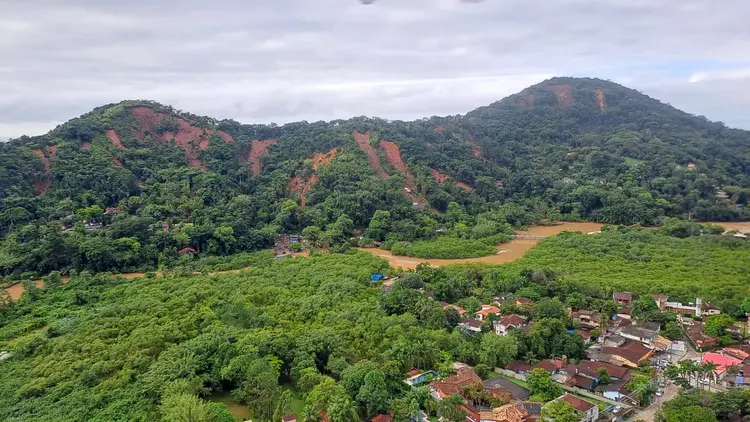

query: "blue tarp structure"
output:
371 273 385 282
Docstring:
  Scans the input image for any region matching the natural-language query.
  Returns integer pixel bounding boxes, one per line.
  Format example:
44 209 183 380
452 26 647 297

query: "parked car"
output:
656 390 664 397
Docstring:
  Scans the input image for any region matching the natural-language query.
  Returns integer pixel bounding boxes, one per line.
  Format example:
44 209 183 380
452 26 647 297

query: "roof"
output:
371 415 392 422
407 368 422 377
459 318 483 329
513 297 533 304
613 292 632 301
505 361 532 373
371 273 385 281
724 347 750 361
282 415 297 422
441 302 467 315
483 377 531 400
572 360 631 380
498 314 528 327
477 304 501 316
651 294 668 302
651 336 672 351
617 308 631 316
482 403 528 422
178 247 197 255
533 361 557 373
560 394 596 413
703 352 743 374
620 325 658 340
594 379 629 394
602 342 653 364
566 374 596 390
518 402 543 417
430 368 481 398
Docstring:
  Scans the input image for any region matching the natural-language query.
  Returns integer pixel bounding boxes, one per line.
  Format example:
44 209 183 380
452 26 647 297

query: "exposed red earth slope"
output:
455 182 474 191
431 169 450 183
553 84 574 107
106 129 126 150
595 89 606 111
81 142 92 150
353 130 388 179
131 107 235 170
31 147 56 196
288 147 341 207
248 139 277 177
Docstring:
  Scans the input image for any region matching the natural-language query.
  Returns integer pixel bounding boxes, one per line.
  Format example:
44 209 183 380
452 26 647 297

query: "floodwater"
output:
709 221 750 234
358 222 605 270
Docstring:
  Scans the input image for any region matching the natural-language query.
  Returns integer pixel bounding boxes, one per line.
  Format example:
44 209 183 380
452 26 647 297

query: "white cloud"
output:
0 0 749 136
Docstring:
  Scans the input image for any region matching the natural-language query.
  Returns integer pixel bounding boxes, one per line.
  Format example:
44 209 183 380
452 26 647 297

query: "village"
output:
358 290 750 422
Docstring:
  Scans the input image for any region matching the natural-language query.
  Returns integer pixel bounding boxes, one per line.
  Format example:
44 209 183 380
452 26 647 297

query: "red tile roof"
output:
477 304 501 316
533 361 557 373
561 394 596 412
513 297 533 304
602 342 653 365
565 374 596 390
371 415 393 422
282 415 297 422
613 292 632 301
573 360 631 380
505 361 532 373
702 352 743 375
430 368 481 398
498 314 528 327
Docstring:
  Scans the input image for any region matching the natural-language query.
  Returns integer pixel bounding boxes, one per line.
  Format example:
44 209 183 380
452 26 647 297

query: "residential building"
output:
429 368 481 400
613 292 633 306
604 334 627 348
459 318 483 333
479 403 529 422
602 342 655 368
505 361 532 376
476 304 501 321
702 352 744 379
559 394 599 422
619 325 658 345
512 297 533 306
404 370 438 387
572 310 601 329
441 302 467 316
371 415 392 422
282 415 297 422
652 295 719 318
494 314 528 336
616 308 632 320
594 379 629 401
684 321 718 351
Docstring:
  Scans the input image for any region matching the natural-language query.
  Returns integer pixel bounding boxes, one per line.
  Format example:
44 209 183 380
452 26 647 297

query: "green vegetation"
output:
390 237 498 259
658 388 750 422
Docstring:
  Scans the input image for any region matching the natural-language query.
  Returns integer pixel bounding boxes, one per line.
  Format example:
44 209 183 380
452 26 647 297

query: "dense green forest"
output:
1 77 749 278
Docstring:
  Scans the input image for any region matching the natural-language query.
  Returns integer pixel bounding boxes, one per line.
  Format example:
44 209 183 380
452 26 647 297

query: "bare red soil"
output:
32 149 52 196
112 158 123 167
553 84 574 107
431 168 449 183
472 149 482 159
32 149 50 173
519 95 535 109
353 130 388 179
288 147 340 207
455 182 474 191
81 142 92 150
594 89 606 111
131 107 235 170
248 139 277 176
434 124 445 133
106 129 126 150
46 145 57 157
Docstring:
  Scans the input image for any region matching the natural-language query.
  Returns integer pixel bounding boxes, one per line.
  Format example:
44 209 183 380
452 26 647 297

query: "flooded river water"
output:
358 222 605 270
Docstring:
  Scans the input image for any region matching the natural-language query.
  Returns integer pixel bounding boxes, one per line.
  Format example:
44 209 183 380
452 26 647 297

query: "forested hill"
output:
0 77 749 276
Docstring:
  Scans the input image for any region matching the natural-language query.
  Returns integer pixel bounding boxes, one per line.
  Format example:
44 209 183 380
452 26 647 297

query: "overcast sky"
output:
1 0 749 140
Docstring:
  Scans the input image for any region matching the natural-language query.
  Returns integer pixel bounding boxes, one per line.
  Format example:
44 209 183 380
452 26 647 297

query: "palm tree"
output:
437 394 466 422
701 362 719 391
328 395 360 422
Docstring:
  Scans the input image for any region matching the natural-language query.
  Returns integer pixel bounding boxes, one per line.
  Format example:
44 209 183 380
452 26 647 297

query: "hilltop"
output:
0 77 748 276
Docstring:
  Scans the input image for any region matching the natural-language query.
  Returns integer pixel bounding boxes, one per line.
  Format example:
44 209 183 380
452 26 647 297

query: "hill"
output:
0 77 749 277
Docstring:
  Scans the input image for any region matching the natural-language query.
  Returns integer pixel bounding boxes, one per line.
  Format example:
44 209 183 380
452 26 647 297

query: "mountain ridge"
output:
0 76 749 276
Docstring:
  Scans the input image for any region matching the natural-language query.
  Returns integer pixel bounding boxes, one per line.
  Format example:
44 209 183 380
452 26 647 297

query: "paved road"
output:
633 382 679 422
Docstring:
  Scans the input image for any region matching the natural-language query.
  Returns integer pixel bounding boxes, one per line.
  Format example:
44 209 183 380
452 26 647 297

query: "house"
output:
282 415 298 422
564 360 632 382
476 304 501 321
505 361 532 376
559 394 599 422
604 334 627 348
594 379 630 401
459 318 483 333
576 329 594 344
684 321 718 351
461 405 480 422
513 297 534 306
429 368 481 400
565 374 596 390
607 317 632 334
702 352 744 378
532 360 558 374
479 403 529 422
723 347 750 362
178 247 197 256
371 415 393 422
404 370 438 387
494 314 529 336
613 292 633 306
441 302 467 315
650 336 673 352
619 325 659 345
616 308 632 320
602 342 655 368
654 296 717 318
572 310 601 329
483 378 531 400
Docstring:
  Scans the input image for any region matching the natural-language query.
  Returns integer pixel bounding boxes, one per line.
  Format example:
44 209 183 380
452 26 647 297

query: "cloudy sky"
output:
1 0 749 139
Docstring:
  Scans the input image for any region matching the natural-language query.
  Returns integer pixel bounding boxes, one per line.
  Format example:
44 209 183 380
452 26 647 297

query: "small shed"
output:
371 273 386 282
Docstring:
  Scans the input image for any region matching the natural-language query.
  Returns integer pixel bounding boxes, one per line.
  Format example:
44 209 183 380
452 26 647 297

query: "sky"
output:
1 0 750 140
